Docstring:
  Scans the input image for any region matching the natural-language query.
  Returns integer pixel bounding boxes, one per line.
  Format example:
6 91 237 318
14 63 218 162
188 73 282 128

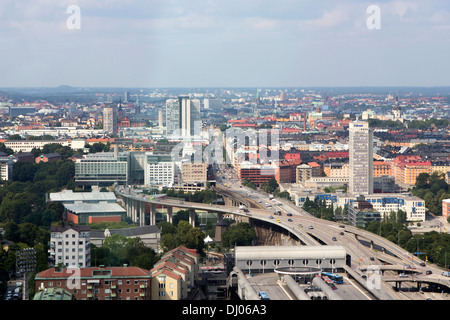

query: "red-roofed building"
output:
326 151 349 160
35 266 151 300
373 161 392 177
284 153 301 161
308 161 323 177
274 159 302 183
150 246 199 300
231 123 256 129
392 155 431 186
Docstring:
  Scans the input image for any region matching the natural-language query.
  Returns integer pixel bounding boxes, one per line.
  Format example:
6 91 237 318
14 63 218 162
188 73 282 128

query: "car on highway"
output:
298 224 303 228
276 219 281 223
288 219 293 222
399 273 408 278
286 213 292 216
340 232 344 235
332 237 337 241
308 225 314 229
426 270 432 275
268 215 274 219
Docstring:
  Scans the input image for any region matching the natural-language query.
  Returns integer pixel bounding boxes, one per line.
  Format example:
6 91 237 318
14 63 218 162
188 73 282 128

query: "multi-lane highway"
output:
117 164 450 299
214 165 450 300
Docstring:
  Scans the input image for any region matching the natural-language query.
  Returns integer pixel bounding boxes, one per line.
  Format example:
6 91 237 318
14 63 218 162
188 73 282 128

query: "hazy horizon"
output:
2 1 450 88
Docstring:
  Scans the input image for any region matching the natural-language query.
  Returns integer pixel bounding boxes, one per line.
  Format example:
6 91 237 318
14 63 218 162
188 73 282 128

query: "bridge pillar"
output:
125 197 131 220
167 206 173 223
139 200 145 227
129 199 135 223
149 203 156 225
189 208 195 227
134 199 138 224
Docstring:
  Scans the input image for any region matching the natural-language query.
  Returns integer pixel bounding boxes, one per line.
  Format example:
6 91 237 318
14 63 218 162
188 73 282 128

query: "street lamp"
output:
16 248 36 300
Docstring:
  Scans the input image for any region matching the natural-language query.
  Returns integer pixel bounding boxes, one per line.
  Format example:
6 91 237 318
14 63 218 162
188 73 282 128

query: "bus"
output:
259 292 270 300
321 272 344 284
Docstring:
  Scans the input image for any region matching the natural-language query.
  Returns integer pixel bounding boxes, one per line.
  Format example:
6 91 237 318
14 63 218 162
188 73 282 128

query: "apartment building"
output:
392 156 432 186
274 159 301 183
181 162 208 184
323 163 349 178
150 246 199 300
0 156 14 181
442 198 450 220
35 266 151 300
431 161 450 179
49 225 91 268
373 161 392 177
296 164 312 185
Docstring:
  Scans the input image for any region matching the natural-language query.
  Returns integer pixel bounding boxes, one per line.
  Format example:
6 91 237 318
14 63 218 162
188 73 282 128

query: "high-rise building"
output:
159 109 164 128
166 97 200 137
103 105 118 135
349 121 373 195
124 90 130 103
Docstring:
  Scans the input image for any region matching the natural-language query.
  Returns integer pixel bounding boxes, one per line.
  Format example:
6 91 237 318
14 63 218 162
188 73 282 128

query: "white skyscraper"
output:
349 121 373 195
103 105 118 135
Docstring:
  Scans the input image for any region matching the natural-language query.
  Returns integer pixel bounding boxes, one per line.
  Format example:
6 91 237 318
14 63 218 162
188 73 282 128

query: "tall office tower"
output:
135 95 141 114
166 98 181 135
166 96 200 136
349 121 373 195
103 105 118 135
181 97 200 136
124 90 130 103
158 109 164 128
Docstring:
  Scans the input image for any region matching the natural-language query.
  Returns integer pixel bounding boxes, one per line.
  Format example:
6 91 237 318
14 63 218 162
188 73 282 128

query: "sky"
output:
1 0 450 88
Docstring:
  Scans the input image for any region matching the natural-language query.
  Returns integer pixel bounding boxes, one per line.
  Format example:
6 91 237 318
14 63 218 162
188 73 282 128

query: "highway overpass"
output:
115 184 450 300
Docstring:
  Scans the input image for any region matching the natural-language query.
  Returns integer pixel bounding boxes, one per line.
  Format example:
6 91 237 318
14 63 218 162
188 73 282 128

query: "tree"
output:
125 238 158 269
183 228 206 255
161 233 180 252
103 234 128 251
221 222 256 248
158 221 177 235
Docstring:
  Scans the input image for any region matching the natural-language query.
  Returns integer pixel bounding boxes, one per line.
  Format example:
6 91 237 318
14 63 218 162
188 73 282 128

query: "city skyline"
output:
1 0 450 88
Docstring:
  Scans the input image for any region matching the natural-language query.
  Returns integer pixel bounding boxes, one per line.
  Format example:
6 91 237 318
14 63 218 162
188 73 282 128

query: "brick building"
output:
35 266 151 300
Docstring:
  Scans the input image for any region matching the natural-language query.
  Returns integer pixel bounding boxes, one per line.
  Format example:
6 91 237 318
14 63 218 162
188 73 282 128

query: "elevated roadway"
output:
116 182 450 299
215 183 450 299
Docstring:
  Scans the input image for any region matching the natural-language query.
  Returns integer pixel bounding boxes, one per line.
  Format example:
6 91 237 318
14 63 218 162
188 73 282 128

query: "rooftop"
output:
49 189 117 202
